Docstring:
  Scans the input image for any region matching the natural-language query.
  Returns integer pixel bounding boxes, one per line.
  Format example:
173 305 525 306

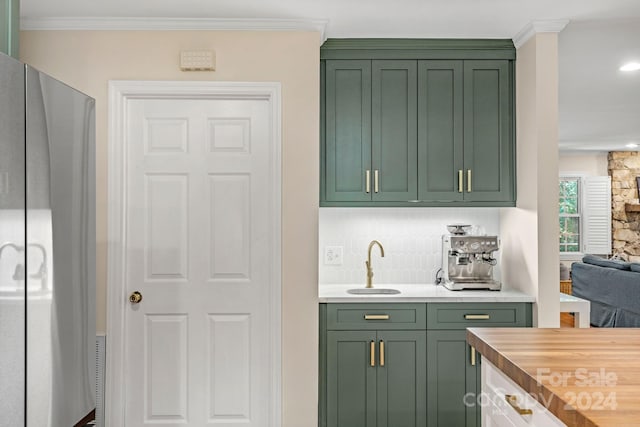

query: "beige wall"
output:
559 152 608 176
501 33 560 327
21 30 320 426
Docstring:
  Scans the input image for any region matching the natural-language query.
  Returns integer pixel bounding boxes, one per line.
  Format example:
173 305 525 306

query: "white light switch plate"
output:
324 246 343 265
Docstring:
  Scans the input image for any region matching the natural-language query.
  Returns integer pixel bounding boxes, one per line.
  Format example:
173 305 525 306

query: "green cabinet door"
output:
417 60 464 202
325 60 372 202
427 330 478 427
463 60 514 202
327 330 378 427
326 330 426 427
418 60 513 203
0 0 19 58
377 331 427 427
371 60 418 202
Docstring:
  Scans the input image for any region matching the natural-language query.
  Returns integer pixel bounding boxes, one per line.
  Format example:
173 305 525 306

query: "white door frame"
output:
105 80 282 426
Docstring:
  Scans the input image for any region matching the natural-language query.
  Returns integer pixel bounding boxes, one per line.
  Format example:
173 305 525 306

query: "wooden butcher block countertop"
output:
467 328 640 427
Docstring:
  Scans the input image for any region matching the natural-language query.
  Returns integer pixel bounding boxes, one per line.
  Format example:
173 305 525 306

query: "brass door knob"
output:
129 291 143 304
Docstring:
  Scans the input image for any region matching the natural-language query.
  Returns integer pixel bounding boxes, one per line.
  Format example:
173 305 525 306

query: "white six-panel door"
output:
111 86 280 426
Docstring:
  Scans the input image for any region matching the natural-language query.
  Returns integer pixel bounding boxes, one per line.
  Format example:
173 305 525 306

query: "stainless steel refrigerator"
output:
0 52 96 427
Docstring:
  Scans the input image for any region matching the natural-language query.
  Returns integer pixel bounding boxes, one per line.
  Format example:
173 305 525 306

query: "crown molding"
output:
512 19 570 49
21 17 329 42
321 38 515 60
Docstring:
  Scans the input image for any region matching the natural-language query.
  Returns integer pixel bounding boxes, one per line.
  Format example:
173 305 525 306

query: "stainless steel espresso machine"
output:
441 225 501 291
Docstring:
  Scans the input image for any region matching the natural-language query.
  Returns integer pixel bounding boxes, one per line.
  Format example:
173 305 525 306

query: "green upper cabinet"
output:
324 59 418 202
0 0 20 58
320 39 516 207
371 60 418 202
324 60 372 202
418 60 514 202
417 60 464 202
462 60 514 202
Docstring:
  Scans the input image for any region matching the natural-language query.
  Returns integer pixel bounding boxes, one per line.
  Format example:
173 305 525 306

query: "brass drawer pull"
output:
370 341 375 367
380 340 385 367
464 314 490 320
505 395 533 416
364 314 390 320
374 170 379 193
365 170 371 193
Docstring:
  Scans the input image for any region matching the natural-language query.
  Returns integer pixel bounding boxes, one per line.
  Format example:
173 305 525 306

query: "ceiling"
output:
559 19 640 152
20 0 640 152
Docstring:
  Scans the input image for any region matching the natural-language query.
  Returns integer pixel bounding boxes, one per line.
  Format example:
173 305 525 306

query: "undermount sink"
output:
347 288 400 295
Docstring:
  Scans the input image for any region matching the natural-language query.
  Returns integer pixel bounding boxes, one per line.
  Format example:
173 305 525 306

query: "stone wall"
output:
609 152 640 262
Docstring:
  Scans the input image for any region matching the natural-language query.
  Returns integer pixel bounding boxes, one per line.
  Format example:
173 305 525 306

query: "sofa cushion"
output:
582 254 631 270
615 308 640 327
631 263 640 273
585 300 618 327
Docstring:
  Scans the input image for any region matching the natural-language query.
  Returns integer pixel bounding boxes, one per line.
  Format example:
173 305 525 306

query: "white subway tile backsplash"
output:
319 207 501 285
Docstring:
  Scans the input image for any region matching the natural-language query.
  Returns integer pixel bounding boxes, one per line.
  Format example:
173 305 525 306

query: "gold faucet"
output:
365 240 385 288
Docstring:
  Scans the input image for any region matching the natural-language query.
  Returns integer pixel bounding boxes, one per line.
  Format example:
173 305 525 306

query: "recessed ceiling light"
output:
626 143 639 148
620 62 640 72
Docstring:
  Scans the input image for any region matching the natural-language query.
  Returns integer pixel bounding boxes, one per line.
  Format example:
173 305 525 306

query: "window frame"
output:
559 174 584 260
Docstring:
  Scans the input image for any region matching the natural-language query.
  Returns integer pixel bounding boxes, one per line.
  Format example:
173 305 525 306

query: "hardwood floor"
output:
560 312 574 327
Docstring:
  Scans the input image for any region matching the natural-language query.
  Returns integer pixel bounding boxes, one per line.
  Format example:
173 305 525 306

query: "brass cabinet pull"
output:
374 170 379 193
380 340 385 367
370 341 376 367
465 314 490 320
364 314 390 320
467 169 472 192
365 170 371 193
458 170 463 193
505 395 533 416
470 346 476 366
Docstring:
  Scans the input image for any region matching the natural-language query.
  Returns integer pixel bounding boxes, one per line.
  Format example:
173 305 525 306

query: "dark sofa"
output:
571 256 640 327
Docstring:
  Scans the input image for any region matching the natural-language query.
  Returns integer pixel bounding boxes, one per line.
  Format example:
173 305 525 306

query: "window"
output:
558 175 612 257
559 177 581 253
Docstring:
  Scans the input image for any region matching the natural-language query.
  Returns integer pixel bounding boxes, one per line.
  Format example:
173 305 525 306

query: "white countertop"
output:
318 284 535 303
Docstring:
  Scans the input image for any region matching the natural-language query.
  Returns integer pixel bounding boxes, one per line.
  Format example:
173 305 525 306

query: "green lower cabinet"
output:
327 331 377 427
326 330 427 427
320 303 531 427
377 331 427 427
426 330 478 427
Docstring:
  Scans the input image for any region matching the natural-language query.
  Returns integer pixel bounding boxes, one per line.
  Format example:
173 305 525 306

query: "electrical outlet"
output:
324 246 343 265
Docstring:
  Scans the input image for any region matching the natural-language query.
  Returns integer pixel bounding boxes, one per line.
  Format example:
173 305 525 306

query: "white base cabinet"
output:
482 360 566 427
